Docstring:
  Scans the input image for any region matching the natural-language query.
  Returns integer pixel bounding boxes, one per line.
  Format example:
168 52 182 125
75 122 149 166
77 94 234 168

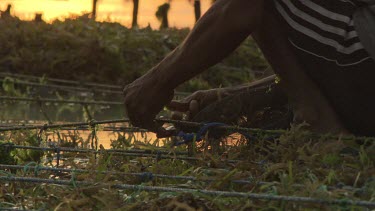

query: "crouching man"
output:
123 0 375 136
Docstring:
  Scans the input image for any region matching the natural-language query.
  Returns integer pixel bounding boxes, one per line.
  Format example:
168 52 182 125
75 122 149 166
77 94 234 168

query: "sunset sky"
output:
0 0 212 28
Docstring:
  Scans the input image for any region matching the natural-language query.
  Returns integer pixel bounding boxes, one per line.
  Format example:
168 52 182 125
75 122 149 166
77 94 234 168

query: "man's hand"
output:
167 88 230 120
124 0 260 127
167 75 277 120
123 74 174 130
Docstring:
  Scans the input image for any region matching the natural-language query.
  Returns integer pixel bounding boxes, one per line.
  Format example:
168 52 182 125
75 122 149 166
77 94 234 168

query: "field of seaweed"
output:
0 73 374 210
0 14 267 92
0 15 374 211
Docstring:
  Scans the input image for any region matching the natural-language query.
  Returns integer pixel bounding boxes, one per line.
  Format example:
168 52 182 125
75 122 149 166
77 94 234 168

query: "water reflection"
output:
0 0 212 28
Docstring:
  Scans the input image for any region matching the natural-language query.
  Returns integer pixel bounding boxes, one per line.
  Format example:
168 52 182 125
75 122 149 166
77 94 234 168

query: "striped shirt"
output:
275 0 373 66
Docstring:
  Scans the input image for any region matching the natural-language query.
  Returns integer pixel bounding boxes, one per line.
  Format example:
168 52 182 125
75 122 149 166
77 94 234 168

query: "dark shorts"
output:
274 0 375 135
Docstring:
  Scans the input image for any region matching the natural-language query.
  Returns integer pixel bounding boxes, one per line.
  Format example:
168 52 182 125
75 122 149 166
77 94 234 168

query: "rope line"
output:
0 144 188 156
0 125 147 132
0 208 31 211
0 164 359 191
0 176 373 208
0 78 121 94
0 73 190 96
0 72 121 90
158 119 375 142
0 164 252 184
0 118 374 143
0 144 230 162
0 96 123 106
0 119 130 132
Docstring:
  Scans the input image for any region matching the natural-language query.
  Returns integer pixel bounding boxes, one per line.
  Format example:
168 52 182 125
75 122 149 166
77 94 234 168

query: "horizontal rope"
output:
0 164 359 192
0 119 130 132
0 73 190 97
0 144 189 156
0 118 282 135
0 124 149 133
157 119 375 142
0 118 374 143
0 176 373 208
0 164 248 184
0 144 230 163
59 127 145 132
0 78 123 94
0 125 141 131
0 96 123 106
0 208 30 211
0 72 122 90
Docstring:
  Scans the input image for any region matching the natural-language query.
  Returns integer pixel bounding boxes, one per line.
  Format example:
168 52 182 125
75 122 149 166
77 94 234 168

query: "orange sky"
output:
0 0 212 28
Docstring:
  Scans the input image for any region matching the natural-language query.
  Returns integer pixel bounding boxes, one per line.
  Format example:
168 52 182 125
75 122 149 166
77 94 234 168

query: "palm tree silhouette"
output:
131 0 139 28
124 0 139 28
193 0 201 23
92 0 98 19
186 0 201 23
1 4 12 18
156 3 170 29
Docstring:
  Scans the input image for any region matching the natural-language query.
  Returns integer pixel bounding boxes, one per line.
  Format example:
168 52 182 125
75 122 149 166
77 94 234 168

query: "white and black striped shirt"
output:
275 0 373 66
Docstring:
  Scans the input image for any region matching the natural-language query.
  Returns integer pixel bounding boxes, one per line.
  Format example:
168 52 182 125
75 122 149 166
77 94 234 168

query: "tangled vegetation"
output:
0 14 268 92
0 122 374 210
0 12 374 211
0 75 374 209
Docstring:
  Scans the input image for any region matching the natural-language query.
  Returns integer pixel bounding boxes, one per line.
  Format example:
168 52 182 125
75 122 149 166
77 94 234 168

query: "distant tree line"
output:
1 1 211 29
1 4 43 22
92 0 212 29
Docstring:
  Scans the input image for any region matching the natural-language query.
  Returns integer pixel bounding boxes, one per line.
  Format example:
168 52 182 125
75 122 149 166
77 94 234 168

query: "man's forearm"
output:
201 74 277 102
148 0 264 90
224 74 277 94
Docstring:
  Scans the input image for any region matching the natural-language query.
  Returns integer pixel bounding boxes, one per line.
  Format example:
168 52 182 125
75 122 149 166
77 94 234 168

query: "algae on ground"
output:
0 14 268 92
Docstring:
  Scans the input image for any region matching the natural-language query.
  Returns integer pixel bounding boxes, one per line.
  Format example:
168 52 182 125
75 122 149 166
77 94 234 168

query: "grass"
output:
0 124 374 210
0 13 373 211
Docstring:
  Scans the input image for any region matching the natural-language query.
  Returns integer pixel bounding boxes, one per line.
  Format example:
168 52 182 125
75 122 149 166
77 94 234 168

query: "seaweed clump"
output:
0 14 268 92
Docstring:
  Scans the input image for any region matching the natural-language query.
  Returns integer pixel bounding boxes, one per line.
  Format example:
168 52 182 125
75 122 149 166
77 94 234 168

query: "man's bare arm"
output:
123 0 265 128
150 0 264 89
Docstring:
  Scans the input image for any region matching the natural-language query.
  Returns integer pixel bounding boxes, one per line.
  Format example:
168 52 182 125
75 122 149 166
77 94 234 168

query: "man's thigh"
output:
271 0 375 135
254 0 375 135
299 53 375 136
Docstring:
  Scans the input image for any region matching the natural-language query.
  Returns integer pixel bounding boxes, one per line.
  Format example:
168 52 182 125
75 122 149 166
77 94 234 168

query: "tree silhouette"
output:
194 0 201 23
92 0 98 19
187 0 201 23
124 0 139 28
156 3 170 29
1 4 12 19
131 0 139 28
34 13 43 22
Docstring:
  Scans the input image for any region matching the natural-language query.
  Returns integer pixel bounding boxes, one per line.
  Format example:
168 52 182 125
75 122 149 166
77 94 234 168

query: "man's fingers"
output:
126 110 141 127
168 100 200 120
189 100 200 118
167 100 190 112
128 111 156 130
171 112 184 120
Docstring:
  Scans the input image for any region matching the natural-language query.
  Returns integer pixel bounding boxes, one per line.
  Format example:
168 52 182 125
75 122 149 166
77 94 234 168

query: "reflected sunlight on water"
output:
47 130 159 149
0 0 212 28
76 131 159 149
